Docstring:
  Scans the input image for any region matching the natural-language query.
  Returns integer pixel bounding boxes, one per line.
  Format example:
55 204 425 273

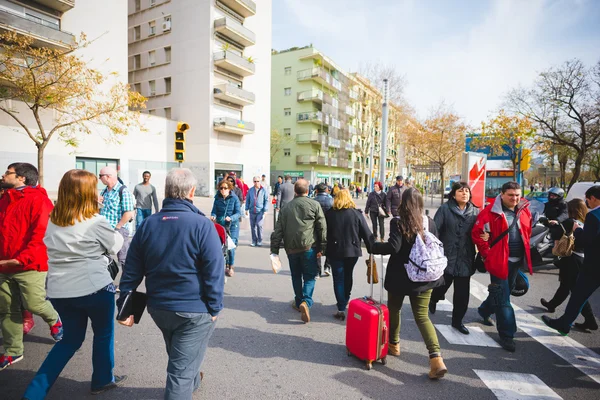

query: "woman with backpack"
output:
370 187 447 380
429 182 480 335
211 179 241 277
540 198 597 330
325 189 374 321
365 182 387 242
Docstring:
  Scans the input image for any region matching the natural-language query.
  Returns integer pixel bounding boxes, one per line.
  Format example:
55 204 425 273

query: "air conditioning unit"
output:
162 21 171 31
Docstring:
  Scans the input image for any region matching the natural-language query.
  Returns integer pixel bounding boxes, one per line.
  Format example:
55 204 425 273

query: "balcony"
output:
213 117 255 135
339 159 349 168
214 17 255 47
328 138 341 149
350 89 359 101
297 89 323 103
345 141 354 151
297 111 327 125
213 51 255 77
348 125 358 135
354 161 362 170
213 83 255 106
296 155 318 164
296 133 326 145
345 105 356 117
33 0 74 12
330 158 338 167
297 67 341 92
219 0 256 18
0 9 75 49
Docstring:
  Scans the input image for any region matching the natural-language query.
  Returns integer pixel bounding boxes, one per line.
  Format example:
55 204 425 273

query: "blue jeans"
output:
136 208 152 230
287 248 319 308
227 223 239 266
249 212 265 244
478 261 520 340
23 290 115 399
148 307 216 400
330 257 358 311
557 269 600 330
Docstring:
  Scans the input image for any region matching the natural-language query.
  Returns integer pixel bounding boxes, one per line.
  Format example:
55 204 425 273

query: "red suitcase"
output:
346 254 389 370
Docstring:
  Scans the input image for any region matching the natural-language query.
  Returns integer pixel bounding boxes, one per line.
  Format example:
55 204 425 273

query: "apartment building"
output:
127 0 272 196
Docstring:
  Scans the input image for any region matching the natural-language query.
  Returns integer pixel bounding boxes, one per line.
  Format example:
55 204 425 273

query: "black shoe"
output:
574 321 599 331
541 315 570 336
452 323 470 335
477 309 494 326
91 375 128 395
540 298 556 313
429 301 437 314
499 337 516 352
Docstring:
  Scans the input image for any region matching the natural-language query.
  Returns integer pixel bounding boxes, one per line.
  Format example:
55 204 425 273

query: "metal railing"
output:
213 51 255 73
296 111 323 123
214 16 256 44
297 67 341 91
296 133 325 144
297 89 323 102
213 117 255 131
0 9 75 46
328 138 341 148
296 155 318 164
214 83 255 103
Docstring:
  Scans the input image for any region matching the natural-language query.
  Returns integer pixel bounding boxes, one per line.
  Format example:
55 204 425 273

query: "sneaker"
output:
323 268 331 277
250 242 257 247
477 308 494 326
0 354 23 371
23 311 35 335
498 337 516 352
299 301 310 323
91 375 128 395
333 311 345 321
50 317 63 342
257 242 263 247
542 315 570 336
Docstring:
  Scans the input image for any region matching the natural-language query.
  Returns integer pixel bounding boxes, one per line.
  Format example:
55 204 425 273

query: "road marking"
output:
435 324 501 347
435 298 454 312
474 370 562 400
470 279 600 385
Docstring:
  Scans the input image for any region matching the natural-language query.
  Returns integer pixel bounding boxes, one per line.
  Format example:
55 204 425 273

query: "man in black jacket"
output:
386 176 406 217
313 183 333 276
544 187 568 224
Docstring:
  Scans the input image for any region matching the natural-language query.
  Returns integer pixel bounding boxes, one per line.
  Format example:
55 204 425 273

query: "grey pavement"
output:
2 196 600 399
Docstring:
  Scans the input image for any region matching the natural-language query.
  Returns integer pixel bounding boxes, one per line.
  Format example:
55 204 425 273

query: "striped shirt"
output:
100 182 135 233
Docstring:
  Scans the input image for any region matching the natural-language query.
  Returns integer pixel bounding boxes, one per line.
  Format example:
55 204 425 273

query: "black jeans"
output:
557 268 600 330
431 274 471 326
369 211 385 239
550 256 596 324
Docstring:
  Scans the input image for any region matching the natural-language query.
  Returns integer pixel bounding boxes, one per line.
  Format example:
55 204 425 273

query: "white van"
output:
566 182 599 202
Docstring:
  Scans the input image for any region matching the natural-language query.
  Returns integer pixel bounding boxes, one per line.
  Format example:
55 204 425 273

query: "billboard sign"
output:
462 152 487 209
465 137 512 161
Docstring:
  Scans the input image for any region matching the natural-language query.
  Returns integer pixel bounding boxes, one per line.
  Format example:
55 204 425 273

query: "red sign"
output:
465 153 487 209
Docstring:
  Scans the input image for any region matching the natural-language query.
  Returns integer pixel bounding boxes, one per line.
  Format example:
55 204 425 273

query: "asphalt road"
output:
2 196 599 399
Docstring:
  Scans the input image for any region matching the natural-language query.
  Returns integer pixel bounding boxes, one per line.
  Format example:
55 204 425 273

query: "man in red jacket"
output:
0 163 63 371
471 181 533 352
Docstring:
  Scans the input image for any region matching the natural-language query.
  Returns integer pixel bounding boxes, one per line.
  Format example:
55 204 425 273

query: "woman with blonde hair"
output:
325 189 374 320
23 170 126 399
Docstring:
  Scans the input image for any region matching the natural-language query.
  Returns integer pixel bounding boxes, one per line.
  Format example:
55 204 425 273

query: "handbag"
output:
473 214 520 273
376 194 388 218
552 224 575 257
365 257 379 284
105 253 120 280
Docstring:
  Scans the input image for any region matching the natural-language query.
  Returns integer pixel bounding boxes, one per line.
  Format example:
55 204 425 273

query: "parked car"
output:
443 185 451 198
566 181 598 202
525 191 549 203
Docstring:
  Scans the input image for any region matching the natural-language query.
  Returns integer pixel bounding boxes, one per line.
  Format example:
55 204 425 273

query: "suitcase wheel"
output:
381 357 387 365
366 361 372 370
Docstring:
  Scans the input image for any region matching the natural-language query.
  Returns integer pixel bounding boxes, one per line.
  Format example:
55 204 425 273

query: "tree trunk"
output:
439 164 445 205
37 142 46 187
559 161 567 189
568 150 585 190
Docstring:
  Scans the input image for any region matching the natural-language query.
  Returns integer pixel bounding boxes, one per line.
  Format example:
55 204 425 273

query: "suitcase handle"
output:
381 324 388 346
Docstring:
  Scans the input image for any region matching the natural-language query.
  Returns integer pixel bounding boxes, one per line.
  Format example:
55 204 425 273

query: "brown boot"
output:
299 301 310 323
388 342 400 356
428 356 447 380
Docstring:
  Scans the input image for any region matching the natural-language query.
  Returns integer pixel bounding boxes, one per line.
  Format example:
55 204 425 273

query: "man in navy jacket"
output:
118 168 224 398
245 176 269 247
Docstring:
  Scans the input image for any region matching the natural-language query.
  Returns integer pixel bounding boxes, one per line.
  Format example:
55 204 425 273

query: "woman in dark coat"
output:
364 181 387 241
325 189 374 320
211 179 241 277
541 198 597 330
429 182 480 335
370 188 447 380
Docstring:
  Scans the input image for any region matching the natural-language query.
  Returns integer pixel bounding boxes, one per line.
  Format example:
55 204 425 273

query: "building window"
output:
149 21 156 36
133 26 140 40
284 108 291 116
133 54 141 69
164 77 171 94
134 83 141 93
284 87 291 96
148 50 156 66
284 67 291 75
164 107 172 119
149 80 156 96
164 46 171 63
284 128 291 136
135 0 140 12
284 149 291 157
163 16 171 32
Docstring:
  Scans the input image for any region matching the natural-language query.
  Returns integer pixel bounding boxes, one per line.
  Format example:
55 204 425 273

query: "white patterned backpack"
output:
404 215 448 282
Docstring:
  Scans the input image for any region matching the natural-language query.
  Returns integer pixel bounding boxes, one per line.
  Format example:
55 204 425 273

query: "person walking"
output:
22 170 126 398
118 168 224 399
429 182 481 335
540 198 597 330
365 181 387 242
471 182 533 352
98 167 135 269
271 179 327 324
313 183 334 277
276 175 295 211
543 185 600 335
245 176 269 247
0 163 63 372
369 188 447 379
325 189 374 321
211 179 241 277
227 176 244 204
386 175 406 218
133 171 160 231
260 174 268 190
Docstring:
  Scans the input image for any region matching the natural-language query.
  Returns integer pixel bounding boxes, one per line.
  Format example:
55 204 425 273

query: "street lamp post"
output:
379 79 389 188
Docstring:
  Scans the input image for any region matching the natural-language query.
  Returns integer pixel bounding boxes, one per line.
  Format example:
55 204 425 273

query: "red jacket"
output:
471 196 533 280
0 186 53 274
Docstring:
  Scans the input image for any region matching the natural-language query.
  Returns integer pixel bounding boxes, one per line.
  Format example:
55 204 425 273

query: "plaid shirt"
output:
100 182 135 232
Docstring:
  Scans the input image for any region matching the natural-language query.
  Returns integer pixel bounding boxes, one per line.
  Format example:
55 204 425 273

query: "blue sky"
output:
272 0 600 125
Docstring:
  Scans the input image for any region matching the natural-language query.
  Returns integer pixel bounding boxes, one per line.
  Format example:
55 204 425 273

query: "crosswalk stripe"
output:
435 324 501 347
470 279 600 385
474 370 563 400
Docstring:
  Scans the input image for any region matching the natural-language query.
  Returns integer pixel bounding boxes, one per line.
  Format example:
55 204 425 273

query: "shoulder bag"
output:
552 223 575 257
473 213 520 273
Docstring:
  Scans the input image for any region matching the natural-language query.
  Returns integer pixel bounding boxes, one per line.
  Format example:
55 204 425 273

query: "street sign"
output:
538 167 547 174
546 170 560 178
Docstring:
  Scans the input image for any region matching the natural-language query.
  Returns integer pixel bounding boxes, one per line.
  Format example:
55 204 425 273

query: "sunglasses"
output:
219 187 229 191
99 174 110 178
253 181 260 183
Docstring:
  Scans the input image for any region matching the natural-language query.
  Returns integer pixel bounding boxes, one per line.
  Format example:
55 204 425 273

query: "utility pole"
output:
368 136 374 191
379 79 389 189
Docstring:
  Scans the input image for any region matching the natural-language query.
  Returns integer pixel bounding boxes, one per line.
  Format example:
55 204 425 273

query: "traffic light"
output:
520 149 531 171
175 122 189 162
